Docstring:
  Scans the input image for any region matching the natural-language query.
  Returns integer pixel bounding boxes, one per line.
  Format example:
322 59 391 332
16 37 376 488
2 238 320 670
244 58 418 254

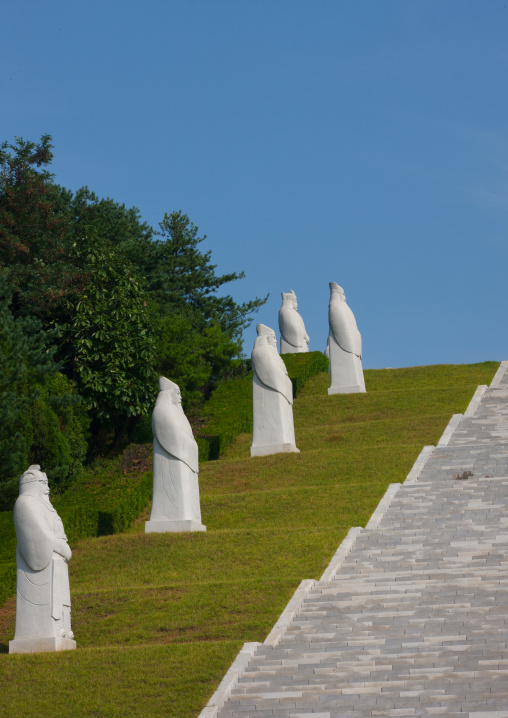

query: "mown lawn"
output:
0 361 498 718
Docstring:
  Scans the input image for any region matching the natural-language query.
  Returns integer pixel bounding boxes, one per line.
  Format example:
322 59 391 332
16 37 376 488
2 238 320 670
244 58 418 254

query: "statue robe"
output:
149 392 202 523
251 339 299 456
278 305 309 354
12 495 71 642
328 297 366 394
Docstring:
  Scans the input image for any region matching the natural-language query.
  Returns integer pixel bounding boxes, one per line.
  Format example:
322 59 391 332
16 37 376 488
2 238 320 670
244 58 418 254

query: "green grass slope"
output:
0 352 327 607
0 360 498 718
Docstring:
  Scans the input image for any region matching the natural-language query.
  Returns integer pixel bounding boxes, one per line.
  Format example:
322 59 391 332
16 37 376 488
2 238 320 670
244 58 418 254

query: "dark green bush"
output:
60 470 153 544
0 372 90 510
282 351 329 397
130 413 153 444
0 510 16 607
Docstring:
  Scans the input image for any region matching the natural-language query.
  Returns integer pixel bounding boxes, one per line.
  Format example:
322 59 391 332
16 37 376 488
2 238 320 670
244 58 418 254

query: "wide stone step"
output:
202 362 508 717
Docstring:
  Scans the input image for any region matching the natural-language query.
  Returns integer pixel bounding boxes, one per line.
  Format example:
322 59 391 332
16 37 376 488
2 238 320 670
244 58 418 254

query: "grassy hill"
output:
0 360 498 718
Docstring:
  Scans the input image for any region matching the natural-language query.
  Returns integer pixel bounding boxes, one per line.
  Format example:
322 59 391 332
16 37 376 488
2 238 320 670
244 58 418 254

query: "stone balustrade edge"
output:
320 526 364 582
404 445 435 485
365 482 402 530
463 385 488 417
437 413 463 446
264 578 316 646
490 360 508 388
197 641 262 718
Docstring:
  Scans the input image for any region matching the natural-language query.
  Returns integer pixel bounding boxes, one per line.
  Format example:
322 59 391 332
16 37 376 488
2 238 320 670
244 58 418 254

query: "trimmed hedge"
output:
59 470 153 544
196 351 328 461
282 351 329 397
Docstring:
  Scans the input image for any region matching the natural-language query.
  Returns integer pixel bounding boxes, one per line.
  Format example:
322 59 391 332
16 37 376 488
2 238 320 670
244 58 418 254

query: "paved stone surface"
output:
215 363 508 717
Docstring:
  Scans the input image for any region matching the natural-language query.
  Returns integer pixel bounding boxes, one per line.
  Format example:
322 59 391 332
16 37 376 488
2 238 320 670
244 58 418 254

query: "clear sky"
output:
2 1 507 368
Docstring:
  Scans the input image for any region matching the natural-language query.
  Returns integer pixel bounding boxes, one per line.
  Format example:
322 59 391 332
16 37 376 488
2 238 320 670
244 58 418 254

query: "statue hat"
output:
329 282 345 295
20 465 43 486
159 377 180 392
256 324 275 337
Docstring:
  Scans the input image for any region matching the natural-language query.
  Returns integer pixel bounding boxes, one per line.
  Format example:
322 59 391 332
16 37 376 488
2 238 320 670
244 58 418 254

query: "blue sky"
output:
2 1 507 368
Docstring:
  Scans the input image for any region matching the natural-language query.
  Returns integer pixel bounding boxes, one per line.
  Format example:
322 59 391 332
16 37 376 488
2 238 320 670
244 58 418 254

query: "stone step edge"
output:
197 577 317 717
320 526 363 582
435 380 491 448
198 641 262 718
437 414 463 446
364 483 402 530
360 381 489 530
264 578 316 646
463 385 488 418
318 437 443 582
490 360 508 388
403 445 435 485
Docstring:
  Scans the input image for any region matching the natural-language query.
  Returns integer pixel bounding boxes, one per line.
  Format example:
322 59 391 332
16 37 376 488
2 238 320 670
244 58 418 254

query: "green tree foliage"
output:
64 186 155 264
0 271 89 508
0 270 55 480
64 200 266 404
28 372 89 486
155 312 240 405
147 212 267 403
152 211 267 341
0 136 84 324
0 138 159 441
0 133 266 469
65 231 158 432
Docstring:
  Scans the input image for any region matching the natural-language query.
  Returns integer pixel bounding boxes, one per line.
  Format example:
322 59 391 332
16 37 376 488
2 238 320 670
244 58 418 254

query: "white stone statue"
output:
278 290 310 354
251 324 299 457
145 377 206 533
328 282 366 394
10 465 76 654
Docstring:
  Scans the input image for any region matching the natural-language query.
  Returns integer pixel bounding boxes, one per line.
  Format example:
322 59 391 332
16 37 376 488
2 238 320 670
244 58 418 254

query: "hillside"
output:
0 360 499 718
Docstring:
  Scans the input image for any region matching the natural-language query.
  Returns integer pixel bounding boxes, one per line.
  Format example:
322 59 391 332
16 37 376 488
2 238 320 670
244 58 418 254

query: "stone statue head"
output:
329 282 346 302
19 465 50 497
280 290 298 310
158 377 182 405
256 323 277 351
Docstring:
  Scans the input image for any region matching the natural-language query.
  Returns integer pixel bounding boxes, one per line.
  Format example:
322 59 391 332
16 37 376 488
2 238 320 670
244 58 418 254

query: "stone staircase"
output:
201 361 508 718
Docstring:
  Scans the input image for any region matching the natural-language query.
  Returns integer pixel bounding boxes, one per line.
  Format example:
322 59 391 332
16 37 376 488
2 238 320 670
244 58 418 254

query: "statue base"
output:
250 443 300 457
145 519 206 533
9 636 77 654
328 384 366 395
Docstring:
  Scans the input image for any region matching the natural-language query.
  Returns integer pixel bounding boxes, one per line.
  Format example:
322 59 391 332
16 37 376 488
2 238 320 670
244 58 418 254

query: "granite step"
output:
203 361 508 718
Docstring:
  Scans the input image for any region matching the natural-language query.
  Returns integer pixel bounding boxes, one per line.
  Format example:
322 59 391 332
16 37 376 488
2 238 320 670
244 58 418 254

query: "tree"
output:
65 230 158 437
0 136 84 324
0 270 55 481
1 134 266 438
155 310 241 405
151 211 267 341
64 203 267 404
0 270 88 508
144 212 267 403
64 185 155 265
